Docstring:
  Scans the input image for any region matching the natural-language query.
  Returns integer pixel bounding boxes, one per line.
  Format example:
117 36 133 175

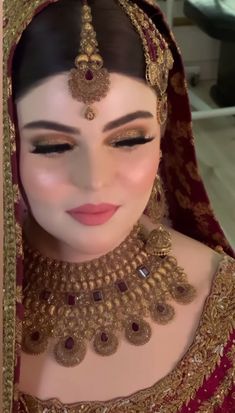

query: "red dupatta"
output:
3 1 234 412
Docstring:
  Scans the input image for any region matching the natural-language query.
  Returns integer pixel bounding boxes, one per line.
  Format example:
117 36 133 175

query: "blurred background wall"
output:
159 0 235 248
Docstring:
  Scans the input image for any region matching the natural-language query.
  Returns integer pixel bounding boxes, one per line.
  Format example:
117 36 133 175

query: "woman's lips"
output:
66 205 120 226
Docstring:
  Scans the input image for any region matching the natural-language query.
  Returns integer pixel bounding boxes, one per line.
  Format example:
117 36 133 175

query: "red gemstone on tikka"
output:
101 333 109 342
132 322 140 332
31 331 40 341
85 69 94 80
156 304 165 313
177 285 185 293
65 337 75 350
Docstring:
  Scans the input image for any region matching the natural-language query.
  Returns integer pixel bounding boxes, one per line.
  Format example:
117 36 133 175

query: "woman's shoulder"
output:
139 214 234 291
169 226 221 287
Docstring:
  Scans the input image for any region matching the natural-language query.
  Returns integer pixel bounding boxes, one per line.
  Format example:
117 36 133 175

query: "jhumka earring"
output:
143 174 172 256
145 175 165 224
68 0 110 120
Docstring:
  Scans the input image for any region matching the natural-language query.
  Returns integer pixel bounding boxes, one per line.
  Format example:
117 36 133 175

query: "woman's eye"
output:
30 136 155 155
113 136 154 148
31 143 74 154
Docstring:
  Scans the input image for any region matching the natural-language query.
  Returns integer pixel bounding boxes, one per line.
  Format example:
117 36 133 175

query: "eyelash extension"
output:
113 136 154 148
31 143 73 154
31 136 155 155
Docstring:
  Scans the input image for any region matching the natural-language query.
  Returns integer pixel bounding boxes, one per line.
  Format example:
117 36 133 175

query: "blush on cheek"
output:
119 155 158 197
20 164 69 204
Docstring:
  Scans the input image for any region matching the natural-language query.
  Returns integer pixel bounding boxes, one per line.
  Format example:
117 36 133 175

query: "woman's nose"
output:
71 149 115 191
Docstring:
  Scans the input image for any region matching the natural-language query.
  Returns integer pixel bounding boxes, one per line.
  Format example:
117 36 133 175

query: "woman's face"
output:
16 73 161 261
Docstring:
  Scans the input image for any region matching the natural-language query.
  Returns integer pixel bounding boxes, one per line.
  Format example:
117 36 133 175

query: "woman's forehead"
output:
16 72 157 129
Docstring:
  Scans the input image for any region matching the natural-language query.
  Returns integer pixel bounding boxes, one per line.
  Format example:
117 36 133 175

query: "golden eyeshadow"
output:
108 128 149 142
29 128 151 148
30 134 76 146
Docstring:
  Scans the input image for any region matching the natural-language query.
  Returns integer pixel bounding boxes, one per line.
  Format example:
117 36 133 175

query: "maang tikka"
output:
69 0 174 124
68 0 110 120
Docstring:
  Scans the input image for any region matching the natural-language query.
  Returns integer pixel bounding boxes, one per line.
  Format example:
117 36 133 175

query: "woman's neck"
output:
23 215 147 264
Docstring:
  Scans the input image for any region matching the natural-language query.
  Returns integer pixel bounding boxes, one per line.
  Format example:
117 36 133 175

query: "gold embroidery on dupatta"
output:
212 232 229 246
15 315 23 365
175 189 191 209
3 82 18 413
16 222 23 257
193 202 215 216
15 286 22 304
19 395 31 413
170 72 187 96
172 120 193 140
166 153 191 194
186 161 201 182
198 364 235 412
19 255 235 413
13 184 21 204
4 1 57 412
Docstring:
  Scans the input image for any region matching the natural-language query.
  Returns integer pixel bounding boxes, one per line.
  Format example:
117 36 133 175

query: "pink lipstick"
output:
66 204 120 226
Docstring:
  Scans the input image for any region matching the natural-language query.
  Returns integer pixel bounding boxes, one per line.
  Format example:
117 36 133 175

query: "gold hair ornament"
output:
117 0 174 125
69 0 174 124
68 0 110 120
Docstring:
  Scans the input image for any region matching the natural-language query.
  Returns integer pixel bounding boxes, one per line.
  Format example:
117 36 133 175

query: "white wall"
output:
158 0 220 80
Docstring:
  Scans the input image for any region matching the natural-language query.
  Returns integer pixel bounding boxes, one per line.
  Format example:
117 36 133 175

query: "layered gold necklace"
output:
22 222 196 367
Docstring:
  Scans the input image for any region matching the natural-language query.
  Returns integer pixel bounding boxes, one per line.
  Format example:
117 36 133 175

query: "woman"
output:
3 0 235 412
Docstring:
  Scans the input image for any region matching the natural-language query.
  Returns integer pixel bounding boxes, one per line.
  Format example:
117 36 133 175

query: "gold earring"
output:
145 175 166 224
157 95 168 126
144 175 172 256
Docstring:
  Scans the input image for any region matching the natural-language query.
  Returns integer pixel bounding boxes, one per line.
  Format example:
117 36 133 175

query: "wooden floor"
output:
191 81 235 248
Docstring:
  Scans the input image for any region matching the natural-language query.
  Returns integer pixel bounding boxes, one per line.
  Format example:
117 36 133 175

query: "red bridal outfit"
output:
3 0 235 412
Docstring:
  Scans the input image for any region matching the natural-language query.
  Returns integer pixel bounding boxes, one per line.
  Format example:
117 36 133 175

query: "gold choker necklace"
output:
22 222 197 367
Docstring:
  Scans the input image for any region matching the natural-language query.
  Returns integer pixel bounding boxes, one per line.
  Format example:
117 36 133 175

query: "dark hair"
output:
12 0 146 100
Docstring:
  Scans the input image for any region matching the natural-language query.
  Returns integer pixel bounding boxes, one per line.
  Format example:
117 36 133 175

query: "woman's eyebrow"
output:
103 111 154 132
22 111 153 134
22 120 80 135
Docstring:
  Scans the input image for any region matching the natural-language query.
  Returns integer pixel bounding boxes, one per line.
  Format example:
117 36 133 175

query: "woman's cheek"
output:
117 146 159 194
20 156 68 203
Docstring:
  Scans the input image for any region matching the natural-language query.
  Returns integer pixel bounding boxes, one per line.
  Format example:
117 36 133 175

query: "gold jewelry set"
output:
22 220 196 367
21 1 196 368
